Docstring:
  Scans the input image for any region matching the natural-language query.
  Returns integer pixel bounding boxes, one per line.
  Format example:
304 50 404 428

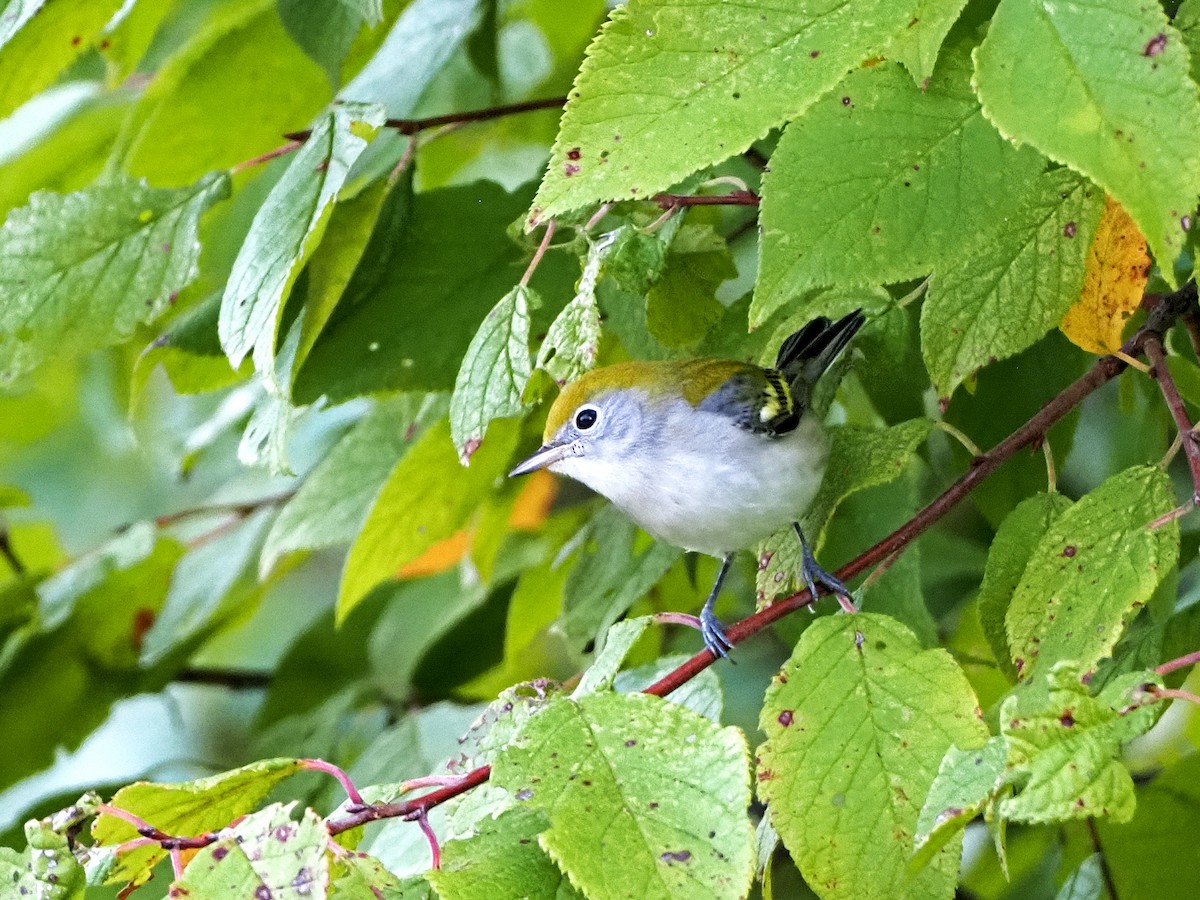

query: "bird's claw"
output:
700 606 734 660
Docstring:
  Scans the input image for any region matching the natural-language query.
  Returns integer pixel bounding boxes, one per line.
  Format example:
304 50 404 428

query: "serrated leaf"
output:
757 613 988 900
998 665 1160 824
973 0 1200 284
330 851 428 900
1006 465 1178 680
754 48 1043 323
757 419 931 602
976 493 1074 681
1061 196 1152 354
0 172 229 383
536 235 609 385
450 285 536 462
529 0 925 223
886 0 969 85
912 738 1008 870
172 802 329 900
218 103 386 380
493 692 754 900
428 806 583 900
612 655 724 724
0 0 123 120
261 395 441 576
93 759 305 886
921 168 1104 397
337 417 519 621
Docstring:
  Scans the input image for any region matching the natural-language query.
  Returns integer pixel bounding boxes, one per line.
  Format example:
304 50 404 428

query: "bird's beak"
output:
509 440 578 477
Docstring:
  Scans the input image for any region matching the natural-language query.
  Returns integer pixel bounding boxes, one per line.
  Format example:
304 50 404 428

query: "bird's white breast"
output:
552 400 829 557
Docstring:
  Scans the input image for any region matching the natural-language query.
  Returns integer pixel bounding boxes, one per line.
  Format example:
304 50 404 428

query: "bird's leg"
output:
793 524 857 613
699 553 735 659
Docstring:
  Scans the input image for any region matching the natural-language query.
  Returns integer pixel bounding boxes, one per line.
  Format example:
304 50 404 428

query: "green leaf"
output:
1095 753 1200 900
536 234 608 385
912 738 1008 870
493 691 755 900
218 103 386 379
0 0 46 50
0 0 124 120
885 0 969 85
0 810 87 900
573 616 654 697
921 168 1104 398
339 0 486 114
261 395 441 575
645 225 733 348
0 172 230 384
451 285 537 462
1006 465 1178 680
93 758 305 842
171 802 329 900
98 0 175 85
93 759 306 886
337 417 520 621
613 655 724 724
294 181 544 403
973 0 1200 283
1055 854 1105 900
757 613 988 900
331 851 431 900
140 509 274 665
976 493 1074 680
529 0 925 223
1178 0 1200 84
561 506 683 647
117 0 333 186
754 48 1044 323
278 0 374 86
757 419 931 602
998 665 1160 824
428 806 583 900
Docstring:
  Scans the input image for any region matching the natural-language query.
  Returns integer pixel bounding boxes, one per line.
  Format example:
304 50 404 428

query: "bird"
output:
508 310 866 658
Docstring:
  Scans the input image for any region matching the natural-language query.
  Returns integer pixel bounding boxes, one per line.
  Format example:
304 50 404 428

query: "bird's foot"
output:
796 526 857 614
699 605 734 660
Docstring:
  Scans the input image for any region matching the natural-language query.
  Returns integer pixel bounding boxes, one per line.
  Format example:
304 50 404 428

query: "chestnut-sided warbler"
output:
509 310 866 658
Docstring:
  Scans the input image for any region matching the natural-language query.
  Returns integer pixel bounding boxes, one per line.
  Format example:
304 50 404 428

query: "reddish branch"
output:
653 190 760 209
104 284 1200 855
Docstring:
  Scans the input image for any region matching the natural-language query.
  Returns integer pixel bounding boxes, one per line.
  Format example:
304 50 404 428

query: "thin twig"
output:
283 97 567 143
1156 648 1200 676
173 668 273 690
0 528 25 575
1145 334 1200 505
301 759 364 807
414 812 441 870
1086 819 1120 900
519 220 555 288
652 190 760 209
152 491 296 529
230 141 303 175
1149 685 1200 706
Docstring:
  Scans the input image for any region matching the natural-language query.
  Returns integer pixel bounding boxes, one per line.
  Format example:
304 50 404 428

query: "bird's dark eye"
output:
574 406 599 430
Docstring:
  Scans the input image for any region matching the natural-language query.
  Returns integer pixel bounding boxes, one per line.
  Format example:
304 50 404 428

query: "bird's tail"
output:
775 309 866 389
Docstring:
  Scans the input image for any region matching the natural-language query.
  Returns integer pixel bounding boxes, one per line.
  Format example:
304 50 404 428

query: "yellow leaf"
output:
1061 196 1150 354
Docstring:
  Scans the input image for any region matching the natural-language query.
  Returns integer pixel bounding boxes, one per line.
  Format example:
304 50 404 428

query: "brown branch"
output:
653 190 760 209
152 491 295 529
104 282 1200 857
1144 334 1200 505
173 668 273 690
282 97 567 143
